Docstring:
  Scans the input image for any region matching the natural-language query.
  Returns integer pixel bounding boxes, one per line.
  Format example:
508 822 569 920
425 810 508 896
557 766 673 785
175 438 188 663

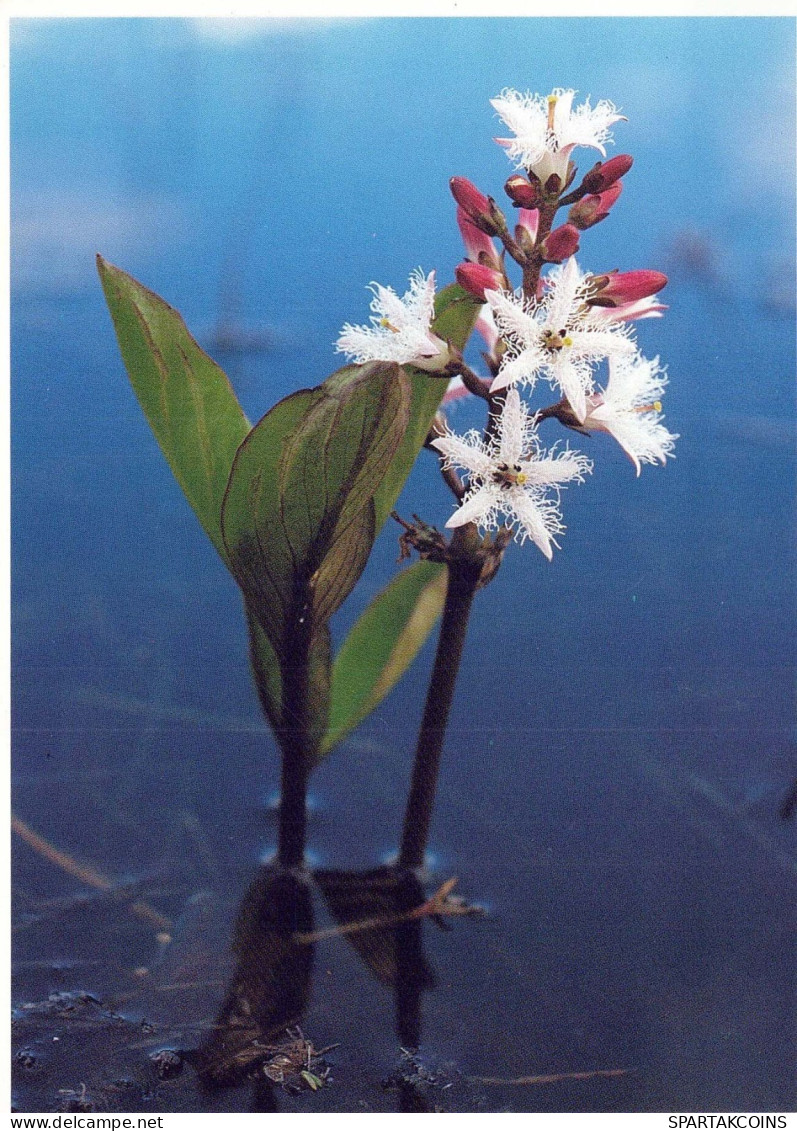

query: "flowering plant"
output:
99 85 675 871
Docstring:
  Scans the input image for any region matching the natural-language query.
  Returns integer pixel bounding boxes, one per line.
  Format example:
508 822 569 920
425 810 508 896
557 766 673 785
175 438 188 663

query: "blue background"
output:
11 18 796 1112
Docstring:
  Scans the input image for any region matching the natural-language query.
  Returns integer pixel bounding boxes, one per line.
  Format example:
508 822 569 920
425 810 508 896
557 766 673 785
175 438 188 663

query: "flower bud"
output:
456 261 505 302
457 207 500 267
514 208 539 256
568 183 622 230
588 269 668 307
539 223 581 264
504 173 540 209
450 176 502 234
581 154 634 195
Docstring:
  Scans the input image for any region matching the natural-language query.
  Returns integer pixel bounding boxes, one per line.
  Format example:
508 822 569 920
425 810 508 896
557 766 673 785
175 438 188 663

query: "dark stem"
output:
277 747 310 870
276 592 316 870
398 530 483 870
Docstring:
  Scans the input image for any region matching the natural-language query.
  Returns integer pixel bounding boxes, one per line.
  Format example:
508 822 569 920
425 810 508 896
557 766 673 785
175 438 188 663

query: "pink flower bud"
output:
588 269 668 306
539 223 581 264
456 261 505 302
450 176 490 218
450 176 506 236
504 173 540 209
568 183 622 230
457 207 499 267
515 208 539 244
582 154 634 194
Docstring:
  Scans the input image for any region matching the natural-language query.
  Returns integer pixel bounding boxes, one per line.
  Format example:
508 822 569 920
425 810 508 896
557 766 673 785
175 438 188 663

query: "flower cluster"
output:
336 87 677 559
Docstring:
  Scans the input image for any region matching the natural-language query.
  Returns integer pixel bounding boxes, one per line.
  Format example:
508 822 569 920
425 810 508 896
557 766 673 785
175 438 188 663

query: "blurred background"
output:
11 17 796 1113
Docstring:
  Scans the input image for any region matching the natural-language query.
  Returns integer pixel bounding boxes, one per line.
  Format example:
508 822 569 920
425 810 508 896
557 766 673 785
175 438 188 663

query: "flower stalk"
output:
398 525 485 871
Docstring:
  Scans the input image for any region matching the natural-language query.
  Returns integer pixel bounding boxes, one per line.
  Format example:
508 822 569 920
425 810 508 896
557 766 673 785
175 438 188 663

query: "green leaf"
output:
321 560 448 756
222 364 410 659
246 606 283 734
373 283 483 528
221 388 317 651
221 363 411 759
97 256 250 567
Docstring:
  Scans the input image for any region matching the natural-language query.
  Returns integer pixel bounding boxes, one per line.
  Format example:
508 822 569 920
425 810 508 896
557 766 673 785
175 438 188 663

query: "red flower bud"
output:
568 183 622 230
457 207 499 267
455 261 505 302
450 176 490 217
581 154 634 194
539 223 581 264
450 176 503 235
504 173 540 209
588 269 668 306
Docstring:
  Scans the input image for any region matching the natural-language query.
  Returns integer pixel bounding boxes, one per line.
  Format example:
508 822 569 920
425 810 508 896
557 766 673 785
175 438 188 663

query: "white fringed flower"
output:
335 269 450 371
486 257 636 423
491 87 625 184
583 354 678 476
431 387 592 560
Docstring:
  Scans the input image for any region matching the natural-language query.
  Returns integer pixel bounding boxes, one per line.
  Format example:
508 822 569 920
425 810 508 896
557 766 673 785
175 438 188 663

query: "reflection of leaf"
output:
314 868 435 989
322 561 447 756
189 868 314 1088
97 256 249 566
222 364 410 759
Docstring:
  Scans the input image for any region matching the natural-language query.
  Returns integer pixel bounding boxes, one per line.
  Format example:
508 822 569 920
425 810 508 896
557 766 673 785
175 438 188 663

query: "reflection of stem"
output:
398 530 483 871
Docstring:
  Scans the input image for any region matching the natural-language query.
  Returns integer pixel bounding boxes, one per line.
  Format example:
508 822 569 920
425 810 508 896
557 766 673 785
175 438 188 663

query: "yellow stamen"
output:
516 472 528 485
379 317 400 333
547 94 557 132
635 401 662 414
562 335 573 347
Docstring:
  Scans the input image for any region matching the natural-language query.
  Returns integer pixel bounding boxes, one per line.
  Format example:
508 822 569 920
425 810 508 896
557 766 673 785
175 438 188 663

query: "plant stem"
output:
522 199 558 299
277 749 310 870
398 530 483 870
275 593 319 871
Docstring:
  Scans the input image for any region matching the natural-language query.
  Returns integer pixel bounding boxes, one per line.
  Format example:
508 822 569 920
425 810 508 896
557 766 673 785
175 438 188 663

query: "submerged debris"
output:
243 1027 336 1094
148 1048 184 1081
382 1047 455 1092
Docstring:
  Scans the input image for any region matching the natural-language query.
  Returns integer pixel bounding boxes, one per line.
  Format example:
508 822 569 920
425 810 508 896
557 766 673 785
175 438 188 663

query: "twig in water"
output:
468 1067 633 1086
294 878 484 944
12 813 172 932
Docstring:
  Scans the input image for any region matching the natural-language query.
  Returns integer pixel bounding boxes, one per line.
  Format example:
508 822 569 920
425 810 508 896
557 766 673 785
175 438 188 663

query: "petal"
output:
552 88 576 137
568 325 636 362
549 356 590 423
445 484 499 529
509 490 555 559
496 387 528 466
486 288 539 343
430 432 493 477
522 451 591 487
490 348 543 392
544 257 584 330
371 284 407 325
